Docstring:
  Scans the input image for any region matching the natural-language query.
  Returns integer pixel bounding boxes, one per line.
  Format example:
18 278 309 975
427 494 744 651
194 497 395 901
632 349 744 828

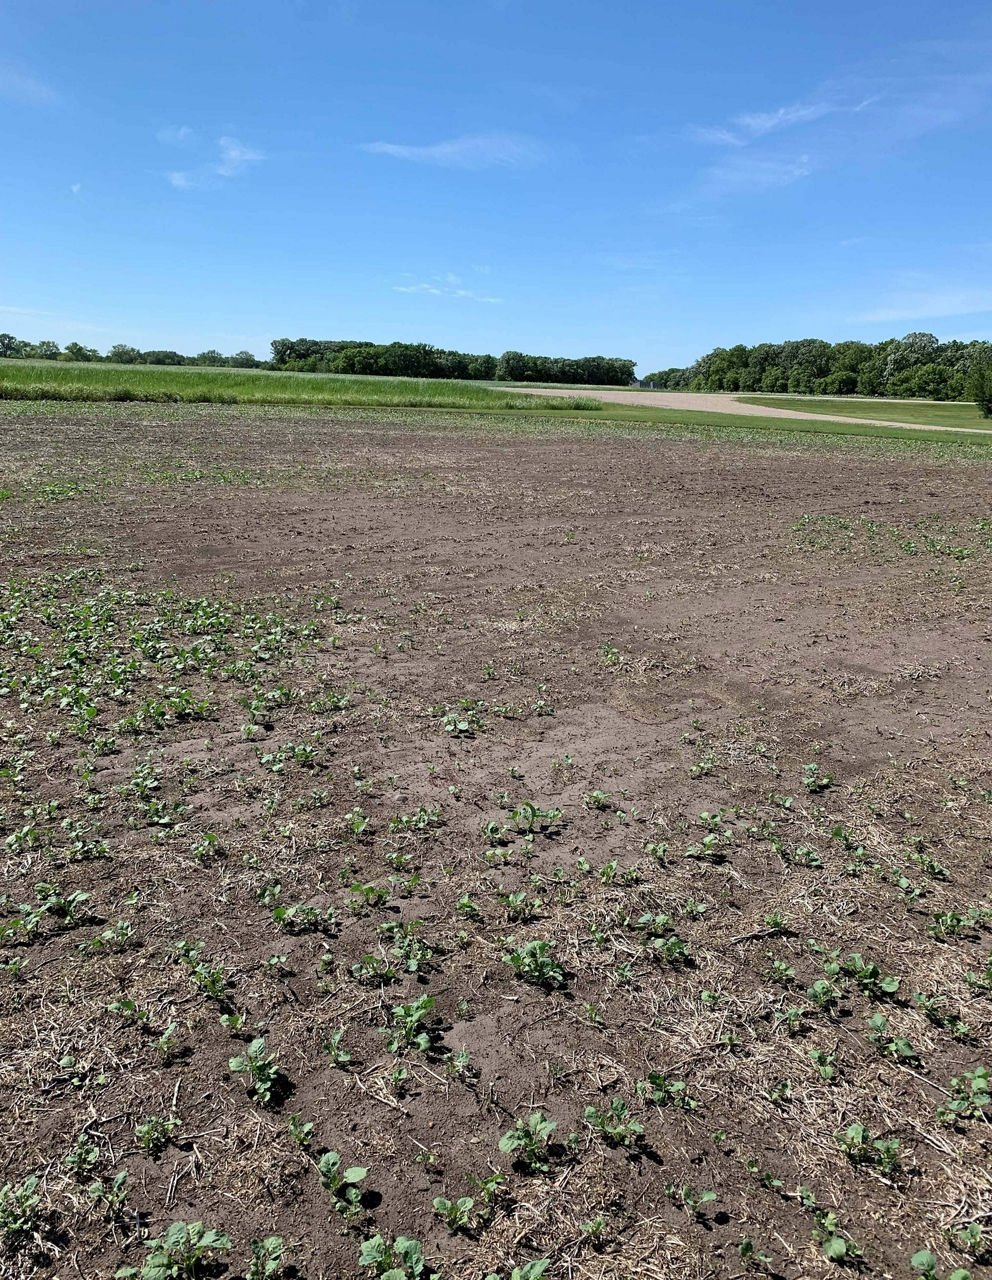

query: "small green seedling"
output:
318 1151 367 1218
936 1067 990 1125
499 1112 557 1173
807 978 841 1010
380 996 436 1053
637 1072 697 1110
229 1037 279 1105
380 919 434 972
584 1097 644 1146
0 1175 41 1246
809 1050 837 1081
432 1195 473 1231
666 1183 716 1219
802 763 834 793
64 1131 100 1177
769 1006 802 1036
358 1234 430 1278
500 891 543 923
835 1123 901 1174
738 1237 773 1271
948 1222 986 1259
80 920 135 954
135 1115 181 1157
247 1236 286 1280
351 954 397 985
322 1027 352 1066
115 1221 232 1280
911 1250 971 1280
107 997 151 1025
912 992 970 1041
966 954 992 994
87 1170 129 1215
866 1013 918 1062
843 953 900 997
812 1211 862 1264
631 911 673 938
287 1114 314 1147
484 1265 549 1280
647 935 691 965
347 882 390 912
502 939 564 986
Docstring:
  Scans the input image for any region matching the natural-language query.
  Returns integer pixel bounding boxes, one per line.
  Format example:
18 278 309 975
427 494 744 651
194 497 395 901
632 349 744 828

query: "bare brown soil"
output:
1 405 991 1280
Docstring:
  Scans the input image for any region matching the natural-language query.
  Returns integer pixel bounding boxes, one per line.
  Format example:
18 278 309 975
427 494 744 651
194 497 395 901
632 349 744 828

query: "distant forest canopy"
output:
0 331 636 386
644 332 992 400
0 333 263 368
269 338 636 385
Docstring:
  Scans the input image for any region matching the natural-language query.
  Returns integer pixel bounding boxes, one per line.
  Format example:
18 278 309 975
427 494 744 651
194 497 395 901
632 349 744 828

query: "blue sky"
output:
3 0 992 372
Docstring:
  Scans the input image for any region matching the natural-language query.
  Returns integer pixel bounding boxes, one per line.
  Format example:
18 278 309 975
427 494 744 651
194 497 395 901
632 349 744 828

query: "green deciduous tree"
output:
966 357 992 418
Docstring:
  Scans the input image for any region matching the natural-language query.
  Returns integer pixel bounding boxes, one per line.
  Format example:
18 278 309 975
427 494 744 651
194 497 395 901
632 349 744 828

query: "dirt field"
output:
511 386 990 434
2 404 991 1280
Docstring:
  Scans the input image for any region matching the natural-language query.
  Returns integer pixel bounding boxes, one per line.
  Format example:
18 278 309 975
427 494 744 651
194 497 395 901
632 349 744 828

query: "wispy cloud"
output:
0 304 59 318
504 82 587 113
157 125 195 146
70 183 81 196
680 39 992 204
690 102 836 148
393 272 502 302
0 65 59 107
678 99 833 200
363 132 544 169
687 125 746 147
215 136 264 177
599 249 683 272
163 134 264 189
734 101 836 137
0 304 112 335
855 287 992 324
696 153 813 198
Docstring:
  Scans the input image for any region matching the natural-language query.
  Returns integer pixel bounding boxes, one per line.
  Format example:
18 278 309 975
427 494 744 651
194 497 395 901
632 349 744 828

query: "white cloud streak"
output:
681 39 992 202
164 134 264 190
215 136 264 177
697 153 813 197
687 125 746 147
392 272 502 302
363 132 544 169
157 125 194 146
689 100 841 150
733 101 836 136
855 288 992 324
0 65 59 107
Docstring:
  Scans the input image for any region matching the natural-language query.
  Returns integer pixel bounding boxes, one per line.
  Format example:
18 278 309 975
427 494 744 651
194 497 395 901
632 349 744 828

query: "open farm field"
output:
1 402 992 1280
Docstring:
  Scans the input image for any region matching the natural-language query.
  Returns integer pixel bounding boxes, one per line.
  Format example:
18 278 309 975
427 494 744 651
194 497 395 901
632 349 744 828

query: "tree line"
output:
270 338 635 385
0 334 262 368
0 332 636 386
644 332 992 402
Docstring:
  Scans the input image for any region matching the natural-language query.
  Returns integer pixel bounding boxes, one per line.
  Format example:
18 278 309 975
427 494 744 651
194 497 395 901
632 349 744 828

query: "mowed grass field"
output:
738 394 989 430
